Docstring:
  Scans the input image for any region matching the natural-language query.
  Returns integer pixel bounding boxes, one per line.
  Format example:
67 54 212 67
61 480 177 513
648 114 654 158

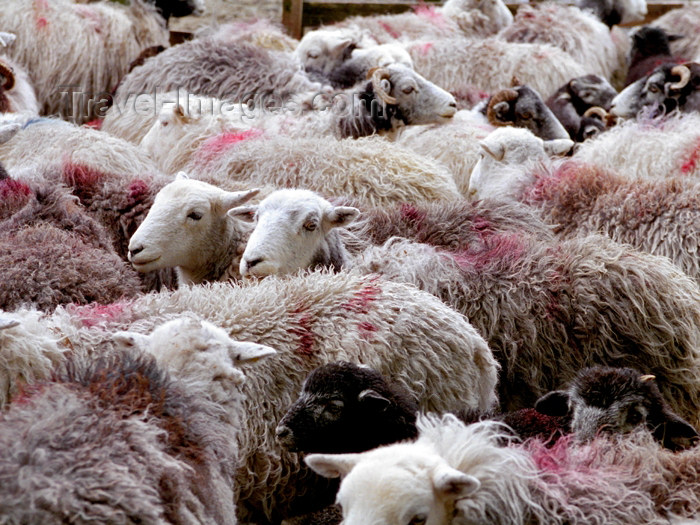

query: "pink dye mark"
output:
400 203 426 230
75 5 102 33
378 21 401 40
62 160 104 190
0 178 32 198
357 321 378 341
412 4 446 28
451 234 525 271
680 137 700 174
195 129 263 165
288 304 315 355
68 301 129 328
36 17 48 28
83 119 103 130
416 42 433 56
128 180 149 201
341 278 381 315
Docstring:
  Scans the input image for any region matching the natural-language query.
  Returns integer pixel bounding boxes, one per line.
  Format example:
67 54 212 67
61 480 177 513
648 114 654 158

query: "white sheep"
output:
0 53 39 115
11 271 498 523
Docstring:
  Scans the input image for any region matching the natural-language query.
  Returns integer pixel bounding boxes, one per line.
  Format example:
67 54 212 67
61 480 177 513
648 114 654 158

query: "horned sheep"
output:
0 53 39 115
236 189 700 423
468 127 700 283
2 271 499 523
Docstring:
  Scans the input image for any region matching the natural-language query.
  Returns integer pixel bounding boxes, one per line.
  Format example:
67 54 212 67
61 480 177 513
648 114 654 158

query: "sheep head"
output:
486 88 519 126
0 59 14 91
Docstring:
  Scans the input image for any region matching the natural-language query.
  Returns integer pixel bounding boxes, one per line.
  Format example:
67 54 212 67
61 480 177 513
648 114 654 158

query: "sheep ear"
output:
305 452 363 478
176 171 190 181
227 204 258 223
480 141 505 161
173 104 189 122
112 330 151 350
535 390 571 417
323 206 360 229
0 316 20 331
667 33 684 42
433 464 480 498
330 37 354 54
0 122 20 145
358 388 390 410
221 188 260 212
543 139 573 157
231 341 277 363
655 409 699 451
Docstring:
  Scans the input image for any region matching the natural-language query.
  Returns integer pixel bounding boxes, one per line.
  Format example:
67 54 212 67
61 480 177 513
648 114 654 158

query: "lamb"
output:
535 366 699 451
305 415 673 524
498 3 622 81
624 26 686 86
13 270 498 523
0 317 275 524
236 189 700 422
468 127 700 283
573 111 700 178
0 0 177 124
406 36 586 102
545 75 618 141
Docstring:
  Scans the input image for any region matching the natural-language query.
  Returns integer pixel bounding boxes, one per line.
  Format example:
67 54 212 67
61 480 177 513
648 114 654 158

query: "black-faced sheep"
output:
0 0 180 124
0 317 275 524
576 0 647 27
236 189 700 424
536 366 699 451
468 127 700 283
6 271 498 523
624 26 686 86
306 415 678 525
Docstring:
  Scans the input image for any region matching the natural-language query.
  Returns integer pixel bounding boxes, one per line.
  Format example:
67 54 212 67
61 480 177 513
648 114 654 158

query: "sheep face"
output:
232 189 359 277
276 362 418 453
128 176 259 275
296 26 373 78
536 367 699 451
306 445 480 525
153 0 205 19
468 127 572 201
114 317 276 401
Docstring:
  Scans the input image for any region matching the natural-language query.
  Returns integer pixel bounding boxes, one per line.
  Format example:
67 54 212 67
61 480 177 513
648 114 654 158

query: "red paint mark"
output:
128 180 149 201
412 4 446 27
378 21 401 40
469 215 492 241
68 302 129 328
400 203 426 230
289 304 315 356
36 17 48 28
680 137 700 174
62 160 104 191
451 234 525 271
83 119 103 130
357 321 378 341
8 382 45 407
195 129 263 165
341 278 381 315
0 178 31 198
416 42 433 56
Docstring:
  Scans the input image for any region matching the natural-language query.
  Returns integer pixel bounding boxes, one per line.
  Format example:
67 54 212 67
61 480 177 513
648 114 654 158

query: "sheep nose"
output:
449 101 457 108
276 425 291 440
129 245 144 258
245 256 264 269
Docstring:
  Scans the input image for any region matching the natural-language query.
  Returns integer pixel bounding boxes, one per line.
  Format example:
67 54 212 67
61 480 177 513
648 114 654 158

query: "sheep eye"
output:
324 399 344 415
303 220 317 232
408 514 427 525
648 84 660 93
187 211 202 221
520 111 533 119
307 50 319 59
161 121 169 127
627 409 643 425
402 85 415 95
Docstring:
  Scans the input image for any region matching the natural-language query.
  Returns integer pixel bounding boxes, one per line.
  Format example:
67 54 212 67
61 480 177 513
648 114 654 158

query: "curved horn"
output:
640 374 656 382
510 75 521 87
0 60 14 91
583 106 608 120
486 88 518 125
369 67 397 105
669 64 691 91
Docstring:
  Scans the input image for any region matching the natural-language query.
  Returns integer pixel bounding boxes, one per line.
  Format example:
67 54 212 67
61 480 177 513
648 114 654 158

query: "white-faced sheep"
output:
536 366 699 451
498 3 622 81
468 127 700 283
0 317 275 524
0 54 39 114
307 414 672 525
14 271 498 523
573 111 700 178
0 0 183 123
406 36 586 102
236 189 700 424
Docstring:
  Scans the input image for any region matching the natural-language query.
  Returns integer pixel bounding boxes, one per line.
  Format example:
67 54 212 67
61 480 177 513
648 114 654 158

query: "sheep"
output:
112 37 324 116
653 4 700 62
0 317 274 525
498 3 622 81
611 61 700 119
406 36 587 102
0 179 144 312
16 270 498 523
236 189 700 423
576 0 647 27
0 0 175 124
468 128 700 283
306 414 669 525
624 26 686 87
0 54 39 114
320 43 415 89
535 366 699 451
127 175 262 285
545 75 618 141
200 20 300 53
573 111 700 178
